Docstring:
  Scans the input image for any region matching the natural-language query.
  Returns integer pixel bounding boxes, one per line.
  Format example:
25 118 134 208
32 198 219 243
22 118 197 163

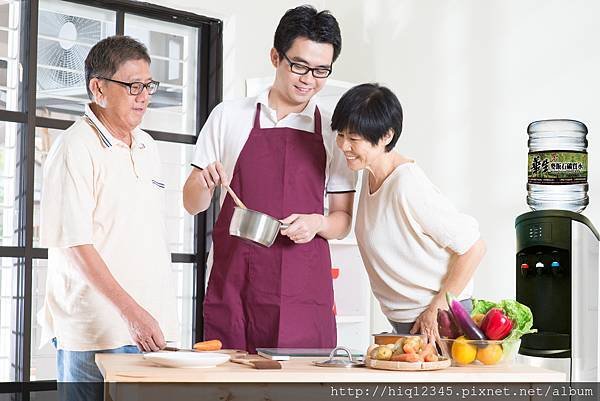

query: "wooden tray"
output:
365 356 451 371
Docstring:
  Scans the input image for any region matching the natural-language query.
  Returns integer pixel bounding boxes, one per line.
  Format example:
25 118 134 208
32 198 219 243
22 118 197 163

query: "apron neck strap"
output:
253 103 262 129
313 106 322 136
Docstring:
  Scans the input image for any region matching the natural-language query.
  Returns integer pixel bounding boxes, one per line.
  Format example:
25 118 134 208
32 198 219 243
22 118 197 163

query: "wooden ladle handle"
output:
223 185 247 209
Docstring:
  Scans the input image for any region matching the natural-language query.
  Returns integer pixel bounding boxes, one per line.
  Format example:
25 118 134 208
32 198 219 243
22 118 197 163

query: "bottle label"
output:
528 150 587 184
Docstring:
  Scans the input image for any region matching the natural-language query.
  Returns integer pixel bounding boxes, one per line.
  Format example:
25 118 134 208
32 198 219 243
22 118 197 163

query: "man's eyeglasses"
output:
98 77 160 95
280 53 332 79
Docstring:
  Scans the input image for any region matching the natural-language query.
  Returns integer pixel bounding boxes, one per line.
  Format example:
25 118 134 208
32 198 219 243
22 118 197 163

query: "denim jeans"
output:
388 298 473 334
53 338 140 401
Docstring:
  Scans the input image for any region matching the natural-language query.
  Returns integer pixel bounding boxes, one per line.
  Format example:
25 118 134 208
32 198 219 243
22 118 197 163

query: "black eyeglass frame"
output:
280 52 333 79
98 76 160 95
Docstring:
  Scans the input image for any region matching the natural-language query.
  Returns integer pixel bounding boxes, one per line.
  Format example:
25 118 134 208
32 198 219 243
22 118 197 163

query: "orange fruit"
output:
451 336 477 365
476 344 503 365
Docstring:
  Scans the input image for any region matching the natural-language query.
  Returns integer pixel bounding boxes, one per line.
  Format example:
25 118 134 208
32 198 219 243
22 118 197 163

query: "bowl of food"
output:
439 337 521 366
437 294 535 367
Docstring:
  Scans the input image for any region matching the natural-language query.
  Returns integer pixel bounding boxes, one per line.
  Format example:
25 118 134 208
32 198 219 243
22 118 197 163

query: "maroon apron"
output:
203 103 336 353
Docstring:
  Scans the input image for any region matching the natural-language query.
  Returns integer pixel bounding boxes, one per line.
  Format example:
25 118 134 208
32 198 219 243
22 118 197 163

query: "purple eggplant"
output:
446 293 487 341
437 308 463 339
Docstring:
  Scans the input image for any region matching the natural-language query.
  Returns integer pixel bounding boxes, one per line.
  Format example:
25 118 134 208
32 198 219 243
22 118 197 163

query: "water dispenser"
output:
515 210 599 381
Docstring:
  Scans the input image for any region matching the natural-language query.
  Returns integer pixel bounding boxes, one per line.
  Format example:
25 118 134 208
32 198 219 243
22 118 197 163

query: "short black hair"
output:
274 5 342 63
331 83 403 152
84 35 151 99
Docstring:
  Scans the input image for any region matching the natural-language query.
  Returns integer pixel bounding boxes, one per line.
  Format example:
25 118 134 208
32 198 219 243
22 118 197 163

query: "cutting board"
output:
198 349 248 358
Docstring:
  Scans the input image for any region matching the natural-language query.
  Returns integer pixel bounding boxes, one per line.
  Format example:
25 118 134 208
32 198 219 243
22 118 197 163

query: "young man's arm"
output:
183 162 229 215
280 191 354 243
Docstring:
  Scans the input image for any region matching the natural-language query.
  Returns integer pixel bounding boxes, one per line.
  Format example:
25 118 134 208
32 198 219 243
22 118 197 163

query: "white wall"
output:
152 0 600 316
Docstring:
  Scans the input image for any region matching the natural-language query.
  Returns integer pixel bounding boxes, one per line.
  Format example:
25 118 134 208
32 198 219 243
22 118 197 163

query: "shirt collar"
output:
256 86 318 120
84 103 147 150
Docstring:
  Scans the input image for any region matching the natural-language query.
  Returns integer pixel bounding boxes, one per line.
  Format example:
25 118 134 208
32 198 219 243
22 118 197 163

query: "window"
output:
0 0 222 392
0 257 23 381
125 15 198 135
36 0 116 121
0 1 23 112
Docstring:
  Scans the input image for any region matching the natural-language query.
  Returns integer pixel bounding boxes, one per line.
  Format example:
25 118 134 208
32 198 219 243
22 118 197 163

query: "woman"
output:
331 83 486 344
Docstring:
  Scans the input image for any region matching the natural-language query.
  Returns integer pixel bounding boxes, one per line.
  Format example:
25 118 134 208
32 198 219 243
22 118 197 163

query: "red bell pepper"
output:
480 308 513 340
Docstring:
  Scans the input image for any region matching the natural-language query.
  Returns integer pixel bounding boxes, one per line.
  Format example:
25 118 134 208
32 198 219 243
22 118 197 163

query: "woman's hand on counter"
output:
410 296 447 345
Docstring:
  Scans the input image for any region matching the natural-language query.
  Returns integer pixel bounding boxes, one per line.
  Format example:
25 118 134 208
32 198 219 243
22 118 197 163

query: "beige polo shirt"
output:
37 104 179 351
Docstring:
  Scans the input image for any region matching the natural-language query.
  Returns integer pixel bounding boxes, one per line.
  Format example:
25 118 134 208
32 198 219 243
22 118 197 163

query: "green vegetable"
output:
471 299 537 341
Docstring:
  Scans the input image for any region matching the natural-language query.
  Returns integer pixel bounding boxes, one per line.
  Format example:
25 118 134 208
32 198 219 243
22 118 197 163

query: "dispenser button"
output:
551 261 560 268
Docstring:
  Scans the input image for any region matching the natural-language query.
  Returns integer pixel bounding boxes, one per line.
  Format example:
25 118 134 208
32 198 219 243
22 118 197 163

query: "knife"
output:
162 346 196 352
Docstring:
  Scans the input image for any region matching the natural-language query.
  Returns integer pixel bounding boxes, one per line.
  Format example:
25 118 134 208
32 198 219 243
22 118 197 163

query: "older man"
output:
38 35 178 388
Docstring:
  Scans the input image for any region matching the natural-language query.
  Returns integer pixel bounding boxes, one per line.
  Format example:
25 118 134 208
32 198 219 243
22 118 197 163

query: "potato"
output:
369 346 380 360
392 348 404 357
403 336 422 354
375 346 393 360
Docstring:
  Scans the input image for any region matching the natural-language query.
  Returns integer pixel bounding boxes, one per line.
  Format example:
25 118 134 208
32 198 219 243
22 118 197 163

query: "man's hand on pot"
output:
280 213 324 244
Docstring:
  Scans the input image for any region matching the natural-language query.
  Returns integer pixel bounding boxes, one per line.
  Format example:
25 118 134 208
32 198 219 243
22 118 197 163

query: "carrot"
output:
193 339 223 351
394 353 423 362
419 343 436 359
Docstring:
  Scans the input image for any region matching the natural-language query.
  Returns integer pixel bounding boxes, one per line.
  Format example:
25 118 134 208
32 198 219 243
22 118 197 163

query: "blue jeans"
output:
53 338 140 401
388 298 473 334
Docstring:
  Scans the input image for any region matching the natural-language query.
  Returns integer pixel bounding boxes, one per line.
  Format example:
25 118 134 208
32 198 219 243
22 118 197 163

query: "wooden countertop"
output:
96 354 566 383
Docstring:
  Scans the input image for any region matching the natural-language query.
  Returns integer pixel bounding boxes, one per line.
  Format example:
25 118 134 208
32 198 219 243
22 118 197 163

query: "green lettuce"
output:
471 298 537 341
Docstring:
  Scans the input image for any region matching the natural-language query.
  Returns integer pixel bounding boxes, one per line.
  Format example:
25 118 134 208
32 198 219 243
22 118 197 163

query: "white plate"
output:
143 351 230 368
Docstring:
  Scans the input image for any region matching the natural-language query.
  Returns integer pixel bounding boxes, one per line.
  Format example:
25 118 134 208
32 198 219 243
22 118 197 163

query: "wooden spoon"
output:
223 184 247 209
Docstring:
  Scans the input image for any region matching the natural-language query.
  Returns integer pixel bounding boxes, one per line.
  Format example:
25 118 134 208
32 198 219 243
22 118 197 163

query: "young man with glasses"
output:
39 35 178 398
183 5 356 353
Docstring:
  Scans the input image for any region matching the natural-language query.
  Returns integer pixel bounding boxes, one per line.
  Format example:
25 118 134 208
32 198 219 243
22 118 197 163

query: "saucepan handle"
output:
279 222 289 230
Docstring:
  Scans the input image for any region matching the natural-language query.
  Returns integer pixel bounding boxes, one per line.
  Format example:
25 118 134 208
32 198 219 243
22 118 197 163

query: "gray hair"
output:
84 35 151 99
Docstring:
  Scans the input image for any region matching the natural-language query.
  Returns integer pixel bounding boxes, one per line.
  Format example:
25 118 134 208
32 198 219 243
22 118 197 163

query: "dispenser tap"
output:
535 252 544 275
518 253 529 277
520 262 530 277
551 261 562 276
535 261 544 276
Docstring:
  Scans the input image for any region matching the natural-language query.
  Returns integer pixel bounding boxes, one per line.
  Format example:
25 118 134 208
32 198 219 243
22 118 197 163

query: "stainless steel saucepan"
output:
224 184 290 247
229 206 289 247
